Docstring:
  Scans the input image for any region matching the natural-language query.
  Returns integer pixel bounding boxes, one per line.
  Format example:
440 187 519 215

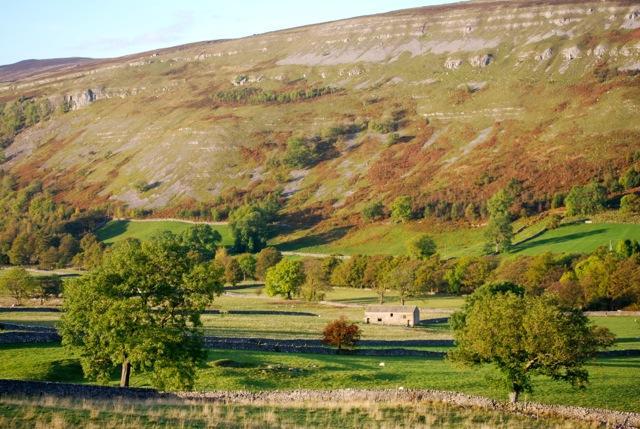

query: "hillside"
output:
1 0 640 234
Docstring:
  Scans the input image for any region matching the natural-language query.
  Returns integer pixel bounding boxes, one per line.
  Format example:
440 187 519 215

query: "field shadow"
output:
511 228 607 253
95 220 129 242
43 359 85 383
276 226 352 252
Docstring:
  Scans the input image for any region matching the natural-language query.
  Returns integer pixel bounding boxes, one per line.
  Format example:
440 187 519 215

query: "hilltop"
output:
1 0 639 235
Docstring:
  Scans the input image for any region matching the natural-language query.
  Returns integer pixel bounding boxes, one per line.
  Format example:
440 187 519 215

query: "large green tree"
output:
180 224 222 261
60 233 224 389
565 182 607 216
228 205 269 253
0 267 38 305
264 259 305 299
485 189 513 253
449 284 614 402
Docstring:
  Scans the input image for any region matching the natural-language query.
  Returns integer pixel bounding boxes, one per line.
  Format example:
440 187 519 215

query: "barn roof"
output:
365 305 418 313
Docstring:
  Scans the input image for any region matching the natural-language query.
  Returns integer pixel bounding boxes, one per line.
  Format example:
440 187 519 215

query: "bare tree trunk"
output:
509 390 519 403
120 359 131 388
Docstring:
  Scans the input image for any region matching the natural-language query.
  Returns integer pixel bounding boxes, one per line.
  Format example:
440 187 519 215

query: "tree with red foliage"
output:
322 317 361 351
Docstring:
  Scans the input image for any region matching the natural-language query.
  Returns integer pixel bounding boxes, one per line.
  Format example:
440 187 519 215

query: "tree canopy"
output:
485 189 513 254
228 204 269 253
390 196 413 223
0 267 38 305
565 182 607 216
408 234 437 259
264 259 305 299
449 284 614 402
60 233 224 390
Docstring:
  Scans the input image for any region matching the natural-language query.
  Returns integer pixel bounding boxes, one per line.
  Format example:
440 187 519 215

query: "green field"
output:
96 220 233 246
276 220 640 259
0 344 638 413
510 223 640 256
275 223 487 258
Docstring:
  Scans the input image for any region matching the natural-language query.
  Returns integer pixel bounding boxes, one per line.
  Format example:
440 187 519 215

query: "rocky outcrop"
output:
469 54 494 68
64 88 104 110
562 46 581 61
444 58 463 70
535 47 553 62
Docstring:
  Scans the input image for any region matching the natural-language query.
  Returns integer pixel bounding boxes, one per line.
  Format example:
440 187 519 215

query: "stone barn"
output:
364 305 420 327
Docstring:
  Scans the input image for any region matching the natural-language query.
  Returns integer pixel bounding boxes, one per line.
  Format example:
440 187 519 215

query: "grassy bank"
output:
0 395 593 429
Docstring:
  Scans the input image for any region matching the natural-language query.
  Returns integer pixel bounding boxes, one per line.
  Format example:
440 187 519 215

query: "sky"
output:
0 0 460 66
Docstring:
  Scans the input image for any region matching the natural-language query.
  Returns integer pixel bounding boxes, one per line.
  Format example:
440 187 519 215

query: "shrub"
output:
390 196 413 223
362 201 385 222
620 194 640 214
619 167 640 190
385 133 400 147
408 235 437 259
322 317 361 351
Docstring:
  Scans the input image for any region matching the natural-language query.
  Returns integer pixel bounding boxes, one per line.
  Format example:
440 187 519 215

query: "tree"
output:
329 255 368 289
33 275 62 304
237 254 257 281
382 258 418 305
264 259 305 299
255 247 282 280
485 189 513 253
0 267 38 305
565 182 607 216
408 234 437 259
414 255 446 295
390 196 413 223
228 205 269 253
72 234 104 269
449 285 614 402
445 256 497 295
362 201 385 222
363 256 393 304
300 258 332 302
224 258 243 286
322 317 361 351
619 167 640 190
620 194 640 214
59 234 224 389
180 225 222 261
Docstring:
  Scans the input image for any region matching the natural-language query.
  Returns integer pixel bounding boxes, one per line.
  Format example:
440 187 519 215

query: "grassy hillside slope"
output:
0 0 638 236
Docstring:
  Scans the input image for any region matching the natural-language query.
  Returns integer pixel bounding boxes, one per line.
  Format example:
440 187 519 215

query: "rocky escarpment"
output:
0 0 638 219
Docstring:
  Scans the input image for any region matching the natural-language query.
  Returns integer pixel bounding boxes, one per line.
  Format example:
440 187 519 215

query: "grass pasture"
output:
0 344 638 413
276 218 640 259
511 223 640 256
96 220 233 246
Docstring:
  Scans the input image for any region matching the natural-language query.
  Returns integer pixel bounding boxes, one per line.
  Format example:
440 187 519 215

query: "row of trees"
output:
0 174 108 270
260 239 640 311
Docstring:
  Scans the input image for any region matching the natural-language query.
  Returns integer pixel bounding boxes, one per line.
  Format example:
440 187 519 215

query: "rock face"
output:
65 88 103 110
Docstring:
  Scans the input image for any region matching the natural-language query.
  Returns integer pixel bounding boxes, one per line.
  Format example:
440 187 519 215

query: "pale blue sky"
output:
0 0 459 66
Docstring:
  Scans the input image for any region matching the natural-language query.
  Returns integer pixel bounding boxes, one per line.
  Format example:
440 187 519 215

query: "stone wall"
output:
0 380 637 428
